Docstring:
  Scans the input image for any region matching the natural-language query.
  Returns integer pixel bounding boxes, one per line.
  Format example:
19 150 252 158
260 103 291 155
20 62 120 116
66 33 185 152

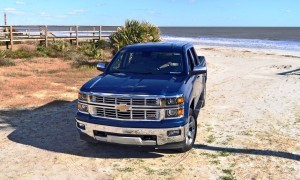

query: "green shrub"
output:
0 50 5 58
109 19 161 51
79 40 111 59
0 58 16 66
3 46 35 59
94 39 110 49
70 52 89 68
51 41 70 52
1 40 110 64
37 40 104 59
36 41 72 58
37 45 57 57
79 43 102 58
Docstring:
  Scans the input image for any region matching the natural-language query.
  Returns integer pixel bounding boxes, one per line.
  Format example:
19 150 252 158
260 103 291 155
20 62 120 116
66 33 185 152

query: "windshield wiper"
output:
127 71 153 74
136 72 153 74
109 70 135 74
108 71 123 74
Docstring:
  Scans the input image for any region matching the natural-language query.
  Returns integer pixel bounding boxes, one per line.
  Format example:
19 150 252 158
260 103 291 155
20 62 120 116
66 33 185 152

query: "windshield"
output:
107 50 184 75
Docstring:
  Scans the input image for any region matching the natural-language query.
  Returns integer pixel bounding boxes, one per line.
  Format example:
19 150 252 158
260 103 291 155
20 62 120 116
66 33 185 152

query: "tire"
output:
177 109 197 152
200 83 206 108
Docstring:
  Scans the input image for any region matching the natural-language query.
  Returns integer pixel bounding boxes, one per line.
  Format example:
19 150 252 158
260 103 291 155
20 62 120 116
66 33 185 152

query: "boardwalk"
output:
0 25 119 49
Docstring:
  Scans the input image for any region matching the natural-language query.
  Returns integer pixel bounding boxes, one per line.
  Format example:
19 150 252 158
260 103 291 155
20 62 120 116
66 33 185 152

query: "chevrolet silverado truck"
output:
75 42 207 152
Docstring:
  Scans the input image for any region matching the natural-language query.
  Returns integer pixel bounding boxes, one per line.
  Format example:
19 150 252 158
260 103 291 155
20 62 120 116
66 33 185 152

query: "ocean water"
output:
6 26 300 51
160 27 300 51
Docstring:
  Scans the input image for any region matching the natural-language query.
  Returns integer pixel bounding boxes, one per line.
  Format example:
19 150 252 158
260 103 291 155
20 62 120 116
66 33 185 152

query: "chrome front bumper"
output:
76 119 188 146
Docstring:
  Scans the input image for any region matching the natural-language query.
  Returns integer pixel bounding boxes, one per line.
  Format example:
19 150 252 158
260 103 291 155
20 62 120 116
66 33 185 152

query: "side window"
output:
111 56 122 70
110 53 125 70
190 47 199 66
187 50 194 71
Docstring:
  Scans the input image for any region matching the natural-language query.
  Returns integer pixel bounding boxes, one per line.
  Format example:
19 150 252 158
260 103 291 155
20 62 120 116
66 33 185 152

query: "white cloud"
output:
39 11 68 19
40 12 50 17
56 15 67 19
68 9 84 15
4 7 24 14
4 8 16 11
16 1 26 5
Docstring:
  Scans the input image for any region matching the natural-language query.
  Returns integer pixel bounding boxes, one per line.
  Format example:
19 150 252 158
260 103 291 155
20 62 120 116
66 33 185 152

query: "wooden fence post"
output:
69 26 73 45
69 26 72 37
45 25 48 47
99 26 102 40
9 26 13 50
4 26 9 49
92 27 95 42
76 25 79 47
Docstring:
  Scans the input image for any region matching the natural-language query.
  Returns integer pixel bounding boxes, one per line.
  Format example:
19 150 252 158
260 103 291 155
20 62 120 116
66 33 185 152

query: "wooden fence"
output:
0 25 120 49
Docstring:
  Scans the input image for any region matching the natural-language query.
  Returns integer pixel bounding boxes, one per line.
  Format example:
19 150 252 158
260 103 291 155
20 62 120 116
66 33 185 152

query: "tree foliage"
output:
110 20 161 51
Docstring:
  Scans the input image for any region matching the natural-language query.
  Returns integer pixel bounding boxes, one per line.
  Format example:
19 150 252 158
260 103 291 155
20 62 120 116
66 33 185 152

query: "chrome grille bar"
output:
90 95 160 107
88 95 161 121
91 107 160 120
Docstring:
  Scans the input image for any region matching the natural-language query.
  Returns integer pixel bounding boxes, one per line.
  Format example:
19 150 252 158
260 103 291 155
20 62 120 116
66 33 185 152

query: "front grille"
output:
92 107 159 120
90 95 160 106
88 95 161 120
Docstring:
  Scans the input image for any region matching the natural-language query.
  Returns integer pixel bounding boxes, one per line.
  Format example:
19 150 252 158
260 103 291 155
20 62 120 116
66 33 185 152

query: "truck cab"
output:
76 42 207 152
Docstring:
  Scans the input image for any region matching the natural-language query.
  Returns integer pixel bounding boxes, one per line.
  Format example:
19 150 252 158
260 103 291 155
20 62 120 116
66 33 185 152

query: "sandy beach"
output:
0 45 299 179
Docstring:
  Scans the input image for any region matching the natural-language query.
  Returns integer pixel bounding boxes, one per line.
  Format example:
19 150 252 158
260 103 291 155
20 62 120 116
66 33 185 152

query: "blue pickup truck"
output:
76 42 207 152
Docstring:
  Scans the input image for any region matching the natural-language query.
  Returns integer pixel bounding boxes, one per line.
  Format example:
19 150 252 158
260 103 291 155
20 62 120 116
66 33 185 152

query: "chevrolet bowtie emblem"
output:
116 104 130 112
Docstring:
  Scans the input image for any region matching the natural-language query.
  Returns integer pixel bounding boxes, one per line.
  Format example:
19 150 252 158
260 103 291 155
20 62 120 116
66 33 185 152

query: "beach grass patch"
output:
0 58 16 66
206 134 216 143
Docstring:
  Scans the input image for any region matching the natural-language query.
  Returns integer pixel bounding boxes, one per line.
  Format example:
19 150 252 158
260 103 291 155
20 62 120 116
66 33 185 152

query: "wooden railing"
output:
0 25 120 49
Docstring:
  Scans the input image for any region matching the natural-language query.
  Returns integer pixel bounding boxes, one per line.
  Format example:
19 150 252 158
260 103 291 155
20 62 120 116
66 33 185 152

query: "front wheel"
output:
177 109 197 152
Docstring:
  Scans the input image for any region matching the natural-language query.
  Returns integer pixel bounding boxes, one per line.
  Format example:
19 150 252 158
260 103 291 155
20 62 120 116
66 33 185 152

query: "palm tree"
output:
110 20 161 51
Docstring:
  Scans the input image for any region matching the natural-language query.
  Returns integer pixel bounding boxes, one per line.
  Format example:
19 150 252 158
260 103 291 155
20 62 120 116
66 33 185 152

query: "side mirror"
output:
96 62 107 71
191 65 207 75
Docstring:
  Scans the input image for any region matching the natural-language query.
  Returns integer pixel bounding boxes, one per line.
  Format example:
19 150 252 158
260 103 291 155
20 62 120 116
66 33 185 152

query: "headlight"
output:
78 102 88 113
78 92 88 102
166 97 184 106
165 108 184 118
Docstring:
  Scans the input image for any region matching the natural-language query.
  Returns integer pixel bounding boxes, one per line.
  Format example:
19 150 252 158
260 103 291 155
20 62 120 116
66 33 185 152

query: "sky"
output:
0 0 299 26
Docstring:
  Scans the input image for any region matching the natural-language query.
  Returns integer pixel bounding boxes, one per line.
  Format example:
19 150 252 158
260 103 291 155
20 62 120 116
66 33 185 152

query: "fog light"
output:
167 130 181 137
77 122 86 130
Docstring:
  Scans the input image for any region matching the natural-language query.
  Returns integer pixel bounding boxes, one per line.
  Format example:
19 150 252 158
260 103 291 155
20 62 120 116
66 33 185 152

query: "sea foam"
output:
162 36 300 52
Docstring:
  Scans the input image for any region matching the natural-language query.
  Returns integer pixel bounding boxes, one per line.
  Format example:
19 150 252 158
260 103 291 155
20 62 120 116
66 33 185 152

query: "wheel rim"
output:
186 115 196 145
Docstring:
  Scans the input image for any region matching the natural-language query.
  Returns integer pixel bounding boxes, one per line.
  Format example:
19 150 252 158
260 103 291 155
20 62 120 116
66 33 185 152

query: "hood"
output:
80 73 186 96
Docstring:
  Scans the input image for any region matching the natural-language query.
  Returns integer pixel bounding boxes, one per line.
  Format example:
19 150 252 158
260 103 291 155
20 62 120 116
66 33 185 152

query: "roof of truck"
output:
122 42 192 51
